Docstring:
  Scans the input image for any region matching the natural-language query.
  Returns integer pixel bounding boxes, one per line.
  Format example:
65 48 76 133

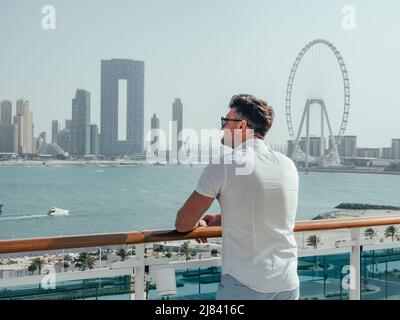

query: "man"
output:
175 94 299 300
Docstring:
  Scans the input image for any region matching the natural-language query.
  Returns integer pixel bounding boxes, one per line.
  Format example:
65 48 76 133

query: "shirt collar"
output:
234 138 264 151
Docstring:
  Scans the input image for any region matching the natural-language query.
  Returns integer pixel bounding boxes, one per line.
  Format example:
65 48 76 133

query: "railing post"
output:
350 228 361 300
134 243 145 300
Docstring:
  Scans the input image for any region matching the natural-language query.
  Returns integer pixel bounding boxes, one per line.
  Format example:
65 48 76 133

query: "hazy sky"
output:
1 0 399 148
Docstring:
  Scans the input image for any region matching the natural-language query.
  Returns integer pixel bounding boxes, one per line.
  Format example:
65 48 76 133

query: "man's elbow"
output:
175 224 189 233
175 221 189 233
175 222 190 233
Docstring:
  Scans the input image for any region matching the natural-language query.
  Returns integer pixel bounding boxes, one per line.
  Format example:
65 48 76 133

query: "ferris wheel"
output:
285 39 350 167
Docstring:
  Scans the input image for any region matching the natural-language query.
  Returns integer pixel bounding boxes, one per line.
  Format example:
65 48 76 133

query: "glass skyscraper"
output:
71 89 91 156
172 98 183 155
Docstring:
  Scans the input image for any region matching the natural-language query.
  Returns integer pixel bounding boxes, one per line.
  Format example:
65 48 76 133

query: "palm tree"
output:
181 241 190 261
28 263 37 275
31 258 45 275
306 235 320 249
63 261 70 271
384 226 398 242
116 248 131 261
211 249 219 257
74 252 96 271
364 228 378 239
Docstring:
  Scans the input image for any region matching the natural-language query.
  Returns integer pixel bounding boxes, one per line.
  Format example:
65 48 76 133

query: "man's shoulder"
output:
200 161 225 175
273 149 294 163
266 148 297 170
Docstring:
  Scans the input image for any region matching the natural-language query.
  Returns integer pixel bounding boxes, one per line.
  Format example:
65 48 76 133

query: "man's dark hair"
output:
228 94 274 138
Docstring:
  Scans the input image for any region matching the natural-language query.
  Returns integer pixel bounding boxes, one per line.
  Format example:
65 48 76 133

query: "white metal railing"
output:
2 221 400 300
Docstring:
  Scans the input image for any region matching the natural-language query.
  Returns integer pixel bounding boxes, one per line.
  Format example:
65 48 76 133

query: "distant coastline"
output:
0 160 149 166
298 167 400 176
2 161 400 176
312 205 400 220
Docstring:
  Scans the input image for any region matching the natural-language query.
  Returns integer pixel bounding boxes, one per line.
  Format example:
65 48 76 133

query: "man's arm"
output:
175 191 215 233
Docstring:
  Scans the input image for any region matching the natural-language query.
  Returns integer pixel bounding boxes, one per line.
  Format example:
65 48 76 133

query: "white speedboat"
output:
48 207 69 216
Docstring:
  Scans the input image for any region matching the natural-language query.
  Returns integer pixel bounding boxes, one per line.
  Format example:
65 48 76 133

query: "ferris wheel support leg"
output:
291 99 311 160
305 102 310 169
321 101 340 164
321 105 325 157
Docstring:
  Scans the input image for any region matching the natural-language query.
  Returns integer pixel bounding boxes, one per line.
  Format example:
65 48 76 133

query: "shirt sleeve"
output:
195 164 225 198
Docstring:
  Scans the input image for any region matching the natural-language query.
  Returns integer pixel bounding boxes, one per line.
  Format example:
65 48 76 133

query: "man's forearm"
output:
175 209 199 233
175 191 215 233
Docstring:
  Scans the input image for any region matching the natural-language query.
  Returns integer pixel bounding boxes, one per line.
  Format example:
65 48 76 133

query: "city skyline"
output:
1 1 400 149
1 93 400 158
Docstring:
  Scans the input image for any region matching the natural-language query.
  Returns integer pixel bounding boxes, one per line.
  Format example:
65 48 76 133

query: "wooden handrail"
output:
1 215 400 254
294 215 400 232
0 231 144 255
142 227 222 243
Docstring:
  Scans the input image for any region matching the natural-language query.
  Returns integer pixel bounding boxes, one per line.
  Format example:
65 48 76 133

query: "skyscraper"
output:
100 59 145 156
13 99 34 154
52 120 59 144
89 124 99 155
0 124 18 153
172 98 183 153
71 89 91 155
0 100 12 124
0 100 17 153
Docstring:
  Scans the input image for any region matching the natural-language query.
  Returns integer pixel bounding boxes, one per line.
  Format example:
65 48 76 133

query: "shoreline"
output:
298 167 400 176
1 160 400 176
311 208 400 220
0 160 149 166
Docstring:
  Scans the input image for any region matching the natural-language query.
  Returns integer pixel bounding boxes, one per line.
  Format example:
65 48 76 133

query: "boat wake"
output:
0 214 49 221
0 208 70 221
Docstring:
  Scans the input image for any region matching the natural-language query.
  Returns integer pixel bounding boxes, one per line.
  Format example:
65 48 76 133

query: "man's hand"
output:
195 214 221 244
195 219 208 244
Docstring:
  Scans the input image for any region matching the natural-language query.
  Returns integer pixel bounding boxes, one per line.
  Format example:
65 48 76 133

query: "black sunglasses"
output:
220 116 243 128
221 116 254 129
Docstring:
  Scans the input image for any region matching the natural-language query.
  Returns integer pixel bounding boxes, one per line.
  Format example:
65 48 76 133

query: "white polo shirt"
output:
195 138 299 292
